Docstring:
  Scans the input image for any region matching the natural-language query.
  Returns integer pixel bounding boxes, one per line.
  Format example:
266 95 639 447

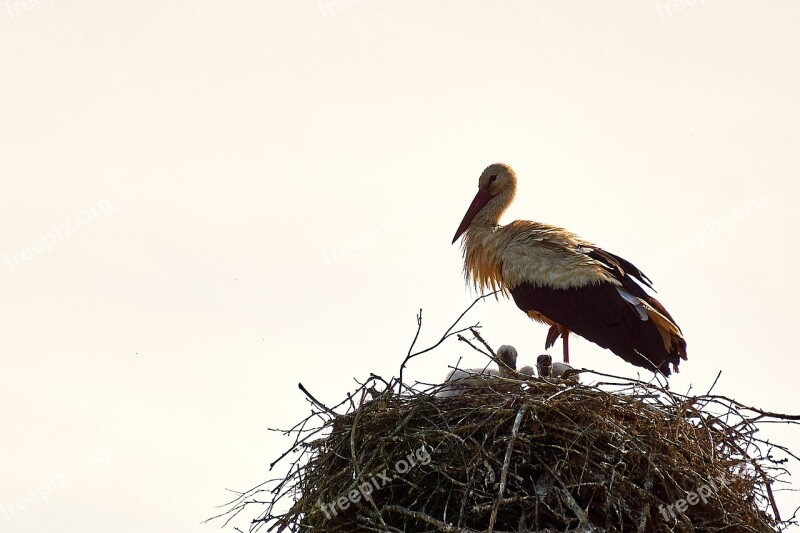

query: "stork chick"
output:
438 345 520 397
536 353 579 382
519 365 535 377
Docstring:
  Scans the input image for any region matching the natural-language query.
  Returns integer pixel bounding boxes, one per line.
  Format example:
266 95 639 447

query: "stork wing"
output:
499 222 687 375
498 222 617 291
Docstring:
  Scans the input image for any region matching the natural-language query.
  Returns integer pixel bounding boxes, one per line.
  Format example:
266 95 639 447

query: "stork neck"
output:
471 192 511 230
461 222 508 293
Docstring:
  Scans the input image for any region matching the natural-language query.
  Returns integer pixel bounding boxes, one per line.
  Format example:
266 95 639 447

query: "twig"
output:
488 404 528 531
397 291 499 393
349 398 390 530
455 334 494 368
705 370 723 396
298 383 336 416
469 327 496 359
382 505 480 532
764 475 781 523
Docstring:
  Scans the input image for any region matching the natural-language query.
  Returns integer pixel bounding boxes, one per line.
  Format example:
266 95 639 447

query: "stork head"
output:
536 353 553 377
496 344 518 374
452 163 518 243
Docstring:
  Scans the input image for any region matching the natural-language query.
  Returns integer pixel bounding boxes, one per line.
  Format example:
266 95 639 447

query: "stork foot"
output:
545 325 560 350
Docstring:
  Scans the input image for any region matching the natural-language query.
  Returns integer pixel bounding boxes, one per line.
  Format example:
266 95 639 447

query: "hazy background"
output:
2 1 798 531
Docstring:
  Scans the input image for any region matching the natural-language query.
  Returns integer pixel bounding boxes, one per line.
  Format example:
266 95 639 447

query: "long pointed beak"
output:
452 189 491 243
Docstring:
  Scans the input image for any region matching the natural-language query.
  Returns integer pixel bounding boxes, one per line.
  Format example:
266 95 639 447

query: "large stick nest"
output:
213 301 799 532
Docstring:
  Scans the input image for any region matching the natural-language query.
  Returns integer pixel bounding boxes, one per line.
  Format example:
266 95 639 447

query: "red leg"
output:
562 329 570 364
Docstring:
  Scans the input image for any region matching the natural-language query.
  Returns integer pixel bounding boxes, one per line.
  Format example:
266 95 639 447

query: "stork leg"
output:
544 324 560 350
544 324 570 363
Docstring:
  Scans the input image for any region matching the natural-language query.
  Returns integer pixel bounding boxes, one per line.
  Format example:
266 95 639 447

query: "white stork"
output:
452 163 687 376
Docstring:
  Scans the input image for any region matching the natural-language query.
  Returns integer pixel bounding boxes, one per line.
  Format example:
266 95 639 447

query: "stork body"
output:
518 365 535 377
452 163 687 376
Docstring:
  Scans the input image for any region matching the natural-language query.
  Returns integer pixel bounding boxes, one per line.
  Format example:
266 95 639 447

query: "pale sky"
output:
2 1 799 531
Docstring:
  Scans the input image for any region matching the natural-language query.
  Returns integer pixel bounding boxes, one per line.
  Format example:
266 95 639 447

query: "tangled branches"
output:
209 297 799 532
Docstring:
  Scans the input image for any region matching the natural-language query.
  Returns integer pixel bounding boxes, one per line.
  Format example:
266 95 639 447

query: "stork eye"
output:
489 175 497 183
